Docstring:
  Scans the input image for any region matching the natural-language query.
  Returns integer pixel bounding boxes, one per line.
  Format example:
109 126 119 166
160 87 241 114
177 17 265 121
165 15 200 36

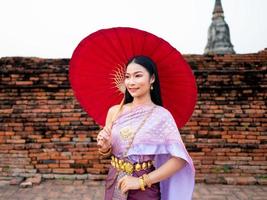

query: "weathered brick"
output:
236 177 257 185
6 139 25 144
53 168 74 174
0 53 266 184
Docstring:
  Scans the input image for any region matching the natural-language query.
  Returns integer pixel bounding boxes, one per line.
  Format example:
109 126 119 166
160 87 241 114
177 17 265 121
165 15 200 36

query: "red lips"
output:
128 88 139 92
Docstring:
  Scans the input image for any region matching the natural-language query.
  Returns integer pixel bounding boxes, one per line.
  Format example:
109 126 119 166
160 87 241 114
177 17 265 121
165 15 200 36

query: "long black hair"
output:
123 55 163 106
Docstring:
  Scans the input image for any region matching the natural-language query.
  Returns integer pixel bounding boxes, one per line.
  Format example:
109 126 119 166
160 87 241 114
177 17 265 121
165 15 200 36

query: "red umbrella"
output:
69 27 197 128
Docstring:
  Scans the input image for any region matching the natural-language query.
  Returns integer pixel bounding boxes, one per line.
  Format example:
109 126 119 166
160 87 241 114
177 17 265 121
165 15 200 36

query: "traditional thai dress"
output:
104 104 195 200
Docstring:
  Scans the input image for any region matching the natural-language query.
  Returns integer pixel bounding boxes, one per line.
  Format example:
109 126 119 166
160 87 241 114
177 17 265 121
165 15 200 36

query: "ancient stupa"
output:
204 0 235 54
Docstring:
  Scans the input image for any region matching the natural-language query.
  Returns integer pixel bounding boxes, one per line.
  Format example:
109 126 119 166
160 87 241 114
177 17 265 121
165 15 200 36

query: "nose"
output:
126 77 136 85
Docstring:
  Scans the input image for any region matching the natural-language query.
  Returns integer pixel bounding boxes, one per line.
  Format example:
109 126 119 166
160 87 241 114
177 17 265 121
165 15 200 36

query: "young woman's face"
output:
124 62 154 98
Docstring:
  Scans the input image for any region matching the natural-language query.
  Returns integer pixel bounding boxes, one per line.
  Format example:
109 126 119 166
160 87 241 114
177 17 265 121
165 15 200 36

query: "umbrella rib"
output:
148 38 164 58
156 47 177 66
141 32 148 55
114 28 129 62
109 63 126 93
100 30 125 66
86 38 120 71
130 29 135 57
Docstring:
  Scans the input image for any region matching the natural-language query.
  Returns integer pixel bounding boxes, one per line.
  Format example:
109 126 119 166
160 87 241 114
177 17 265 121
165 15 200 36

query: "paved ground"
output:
0 180 266 200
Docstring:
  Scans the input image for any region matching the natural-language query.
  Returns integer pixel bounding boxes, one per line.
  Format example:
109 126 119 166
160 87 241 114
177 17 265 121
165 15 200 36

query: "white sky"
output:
0 0 266 58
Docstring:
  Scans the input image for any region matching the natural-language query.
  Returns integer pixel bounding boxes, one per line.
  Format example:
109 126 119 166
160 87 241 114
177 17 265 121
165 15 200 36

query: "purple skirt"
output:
104 165 161 200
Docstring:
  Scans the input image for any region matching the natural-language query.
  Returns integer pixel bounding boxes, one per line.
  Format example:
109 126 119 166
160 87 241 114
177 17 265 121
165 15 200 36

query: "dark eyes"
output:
125 74 142 78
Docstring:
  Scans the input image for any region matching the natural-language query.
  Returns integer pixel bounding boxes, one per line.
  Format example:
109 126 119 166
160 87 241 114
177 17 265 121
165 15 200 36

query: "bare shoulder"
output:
106 104 124 124
108 104 121 116
106 103 130 123
109 103 131 113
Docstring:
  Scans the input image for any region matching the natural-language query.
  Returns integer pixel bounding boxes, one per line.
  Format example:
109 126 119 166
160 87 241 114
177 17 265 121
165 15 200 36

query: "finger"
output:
103 135 111 141
103 127 111 135
122 185 128 194
96 137 101 143
98 130 104 136
102 144 111 150
118 175 127 189
120 181 125 192
97 134 104 140
97 140 104 146
117 178 123 189
97 137 104 143
121 181 128 193
106 126 111 133
99 131 110 140
100 132 109 140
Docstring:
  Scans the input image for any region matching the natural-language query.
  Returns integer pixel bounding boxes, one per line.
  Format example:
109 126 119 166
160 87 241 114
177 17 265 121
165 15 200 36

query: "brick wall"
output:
0 49 266 184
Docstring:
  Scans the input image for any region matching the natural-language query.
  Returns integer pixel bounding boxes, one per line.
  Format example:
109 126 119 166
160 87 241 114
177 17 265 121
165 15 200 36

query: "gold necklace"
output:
119 103 155 141
120 126 134 140
119 103 134 140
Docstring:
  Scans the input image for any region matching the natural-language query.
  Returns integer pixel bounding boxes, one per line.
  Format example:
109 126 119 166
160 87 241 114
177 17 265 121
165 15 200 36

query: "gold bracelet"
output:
139 177 146 191
98 145 112 155
99 147 111 153
142 174 152 188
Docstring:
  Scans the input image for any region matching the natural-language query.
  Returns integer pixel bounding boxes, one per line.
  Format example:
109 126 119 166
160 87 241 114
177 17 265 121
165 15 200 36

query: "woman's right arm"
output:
97 105 120 151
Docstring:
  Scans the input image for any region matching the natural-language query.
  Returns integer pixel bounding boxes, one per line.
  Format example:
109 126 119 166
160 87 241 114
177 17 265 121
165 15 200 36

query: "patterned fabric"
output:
112 170 129 200
104 104 195 200
105 165 160 200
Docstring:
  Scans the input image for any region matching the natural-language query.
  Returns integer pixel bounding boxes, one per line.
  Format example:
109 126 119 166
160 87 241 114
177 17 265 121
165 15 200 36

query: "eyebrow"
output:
125 71 143 75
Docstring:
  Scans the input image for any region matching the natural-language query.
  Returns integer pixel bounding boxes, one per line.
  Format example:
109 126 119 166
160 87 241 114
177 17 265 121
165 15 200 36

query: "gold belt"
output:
111 155 154 175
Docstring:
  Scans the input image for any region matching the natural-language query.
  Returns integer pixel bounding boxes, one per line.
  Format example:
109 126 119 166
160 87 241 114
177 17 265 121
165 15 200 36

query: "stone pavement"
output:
0 179 266 200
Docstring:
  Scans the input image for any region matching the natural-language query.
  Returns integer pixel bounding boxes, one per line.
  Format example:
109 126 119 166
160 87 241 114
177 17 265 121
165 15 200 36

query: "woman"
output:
97 56 195 200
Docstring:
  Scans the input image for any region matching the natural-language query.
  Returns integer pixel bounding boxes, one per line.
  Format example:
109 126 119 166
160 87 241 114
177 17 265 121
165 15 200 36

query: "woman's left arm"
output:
117 156 186 194
148 156 186 185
